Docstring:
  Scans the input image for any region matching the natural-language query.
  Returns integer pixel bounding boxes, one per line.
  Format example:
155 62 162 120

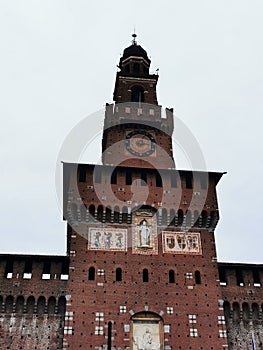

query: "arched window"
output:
185 210 192 227
97 205 103 222
106 206 111 222
116 268 122 282
223 301 231 321
193 210 199 227
89 204 95 219
169 269 175 283
15 296 24 314
47 296 56 314
210 211 218 228
37 296 46 315
26 296 35 313
88 266 95 281
242 302 250 322
162 208 167 226
5 295 14 313
114 206 120 223
125 65 130 73
122 206 128 223
131 85 144 102
233 302 240 322
252 303 259 321
58 296 66 315
195 271 201 284
178 209 184 226
201 210 207 227
170 209 176 226
143 269 149 282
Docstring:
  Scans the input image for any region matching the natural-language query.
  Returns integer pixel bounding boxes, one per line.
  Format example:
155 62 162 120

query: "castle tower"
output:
62 36 228 349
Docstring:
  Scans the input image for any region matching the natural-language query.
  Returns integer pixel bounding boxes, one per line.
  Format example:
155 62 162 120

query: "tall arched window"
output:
177 209 184 226
242 302 249 322
15 296 24 314
223 301 231 321
88 266 95 281
201 210 207 227
193 210 199 227
26 296 35 313
37 296 46 315
114 206 120 223
89 204 95 219
47 296 56 314
122 206 128 223
252 303 259 321
97 205 103 222
5 295 14 313
116 268 122 282
233 302 240 322
169 269 175 283
143 268 149 282
161 208 167 226
58 296 66 315
170 209 176 226
185 210 192 227
131 85 144 102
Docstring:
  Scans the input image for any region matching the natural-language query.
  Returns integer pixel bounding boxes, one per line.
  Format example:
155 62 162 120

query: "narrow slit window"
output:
116 268 122 281
143 269 149 282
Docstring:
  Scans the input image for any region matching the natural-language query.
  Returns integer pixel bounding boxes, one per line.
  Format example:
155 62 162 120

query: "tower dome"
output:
118 34 151 76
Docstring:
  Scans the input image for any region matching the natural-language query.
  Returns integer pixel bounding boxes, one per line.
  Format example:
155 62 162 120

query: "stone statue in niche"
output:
139 219 150 247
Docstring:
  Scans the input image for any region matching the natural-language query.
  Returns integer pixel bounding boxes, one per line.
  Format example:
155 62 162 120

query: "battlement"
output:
104 103 174 136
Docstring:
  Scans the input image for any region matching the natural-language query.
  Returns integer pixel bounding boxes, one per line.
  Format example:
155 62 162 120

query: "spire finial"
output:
132 28 137 45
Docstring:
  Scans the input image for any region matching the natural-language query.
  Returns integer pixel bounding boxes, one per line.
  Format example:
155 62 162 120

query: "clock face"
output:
125 130 156 157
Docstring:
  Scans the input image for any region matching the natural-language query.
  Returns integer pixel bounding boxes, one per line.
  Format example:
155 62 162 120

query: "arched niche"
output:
131 311 163 349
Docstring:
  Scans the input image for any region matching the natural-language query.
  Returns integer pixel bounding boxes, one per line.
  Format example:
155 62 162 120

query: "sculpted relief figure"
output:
139 219 150 247
133 328 160 350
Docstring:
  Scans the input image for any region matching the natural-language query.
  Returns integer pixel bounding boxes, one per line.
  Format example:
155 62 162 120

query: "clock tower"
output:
102 34 175 169
62 36 228 349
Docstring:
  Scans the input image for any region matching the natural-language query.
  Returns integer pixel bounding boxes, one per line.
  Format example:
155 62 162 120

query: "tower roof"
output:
120 34 151 65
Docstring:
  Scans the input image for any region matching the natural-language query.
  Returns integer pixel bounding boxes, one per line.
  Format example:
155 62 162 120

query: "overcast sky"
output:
0 1 262 263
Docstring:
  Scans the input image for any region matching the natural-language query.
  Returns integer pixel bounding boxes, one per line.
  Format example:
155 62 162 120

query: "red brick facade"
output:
0 38 262 350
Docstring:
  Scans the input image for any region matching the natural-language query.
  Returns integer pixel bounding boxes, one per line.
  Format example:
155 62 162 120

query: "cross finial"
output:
132 29 137 45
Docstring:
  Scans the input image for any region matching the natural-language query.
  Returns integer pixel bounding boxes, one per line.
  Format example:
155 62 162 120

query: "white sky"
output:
0 0 262 263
